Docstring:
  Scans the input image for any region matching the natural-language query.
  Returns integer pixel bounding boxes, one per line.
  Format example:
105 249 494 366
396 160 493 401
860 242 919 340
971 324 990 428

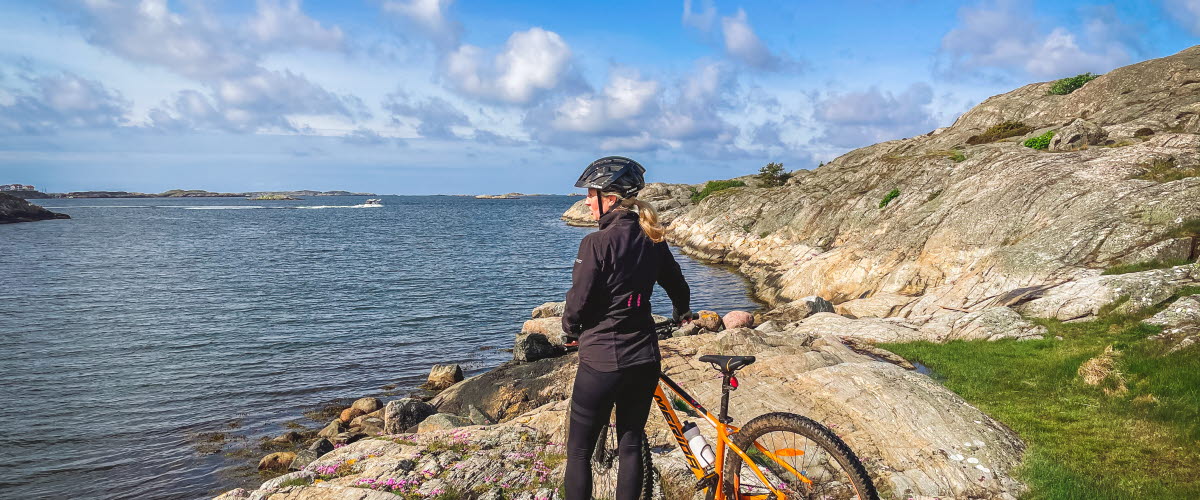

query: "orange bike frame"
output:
652 373 808 500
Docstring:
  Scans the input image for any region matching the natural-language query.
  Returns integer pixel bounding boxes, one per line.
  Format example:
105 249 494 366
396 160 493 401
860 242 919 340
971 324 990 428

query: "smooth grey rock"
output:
355 416 385 435
308 438 334 455
468 405 494 425
416 413 472 433
383 398 436 434
316 419 343 439
760 296 834 323
672 322 703 337
288 449 319 470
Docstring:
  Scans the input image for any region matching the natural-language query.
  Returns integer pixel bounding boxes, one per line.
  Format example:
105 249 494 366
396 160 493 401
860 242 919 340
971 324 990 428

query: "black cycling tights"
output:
564 360 661 500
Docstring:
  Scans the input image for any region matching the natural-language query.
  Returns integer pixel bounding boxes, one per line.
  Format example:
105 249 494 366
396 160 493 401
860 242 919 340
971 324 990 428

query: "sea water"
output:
0 195 758 499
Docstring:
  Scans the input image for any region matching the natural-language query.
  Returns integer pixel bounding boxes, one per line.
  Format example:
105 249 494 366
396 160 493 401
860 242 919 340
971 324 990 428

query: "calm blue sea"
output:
0 195 757 500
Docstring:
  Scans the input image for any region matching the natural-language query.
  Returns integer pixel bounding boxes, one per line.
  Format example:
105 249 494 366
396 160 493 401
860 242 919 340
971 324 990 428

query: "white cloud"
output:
1164 0 1200 35
814 83 938 148
939 0 1133 79
0 72 131 134
549 69 658 134
383 91 471 139
382 0 461 48
721 9 781 70
682 0 717 32
247 0 344 51
443 28 574 104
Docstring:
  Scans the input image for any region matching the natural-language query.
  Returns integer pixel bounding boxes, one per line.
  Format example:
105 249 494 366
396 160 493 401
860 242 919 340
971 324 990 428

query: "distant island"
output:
247 194 299 201
473 193 555 199
0 189 375 199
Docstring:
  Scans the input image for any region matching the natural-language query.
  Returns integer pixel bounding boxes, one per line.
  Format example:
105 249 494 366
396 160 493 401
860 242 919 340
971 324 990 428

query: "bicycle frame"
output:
651 372 810 500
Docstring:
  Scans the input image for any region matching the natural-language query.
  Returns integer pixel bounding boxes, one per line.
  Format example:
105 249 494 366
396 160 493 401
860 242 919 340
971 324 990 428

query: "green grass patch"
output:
880 306 1200 499
1168 218 1200 239
1024 130 1055 150
1131 157 1200 183
1101 258 1195 276
277 477 312 488
967 121 1033 145
878 189 900 209
1048 73 1099 95
691 180 746 203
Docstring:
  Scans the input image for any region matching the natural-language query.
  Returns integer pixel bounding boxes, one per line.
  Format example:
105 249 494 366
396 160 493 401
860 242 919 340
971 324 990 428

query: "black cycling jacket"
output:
562 209 690 372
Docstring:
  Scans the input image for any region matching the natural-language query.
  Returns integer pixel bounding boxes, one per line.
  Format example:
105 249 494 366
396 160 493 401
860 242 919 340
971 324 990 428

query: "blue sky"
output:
0 0 1196 194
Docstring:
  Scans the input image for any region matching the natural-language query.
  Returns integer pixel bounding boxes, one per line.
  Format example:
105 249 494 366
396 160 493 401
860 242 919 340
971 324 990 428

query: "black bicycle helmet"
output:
574 156 646 198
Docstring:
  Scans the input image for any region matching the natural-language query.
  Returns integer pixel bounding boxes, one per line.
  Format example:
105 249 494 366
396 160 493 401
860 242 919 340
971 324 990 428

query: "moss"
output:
967 121 1033 145
691 180 747 203
1167 217 1200 239
878 189 900 209
277 477 312 488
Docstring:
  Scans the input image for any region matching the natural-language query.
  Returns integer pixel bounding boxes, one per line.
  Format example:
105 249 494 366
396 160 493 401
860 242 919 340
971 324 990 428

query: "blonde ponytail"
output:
617 197 665 243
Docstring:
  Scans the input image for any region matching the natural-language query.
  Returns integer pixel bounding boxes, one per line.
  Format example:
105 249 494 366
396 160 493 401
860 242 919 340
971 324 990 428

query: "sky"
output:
0 0 1196 195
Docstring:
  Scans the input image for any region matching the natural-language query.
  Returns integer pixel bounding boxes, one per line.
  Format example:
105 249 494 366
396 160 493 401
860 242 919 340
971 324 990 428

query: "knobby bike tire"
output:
722 412 877 500
591 422 655 500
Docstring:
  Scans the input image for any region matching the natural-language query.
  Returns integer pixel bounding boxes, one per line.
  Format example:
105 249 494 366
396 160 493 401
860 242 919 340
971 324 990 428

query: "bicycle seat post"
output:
719 374 733 424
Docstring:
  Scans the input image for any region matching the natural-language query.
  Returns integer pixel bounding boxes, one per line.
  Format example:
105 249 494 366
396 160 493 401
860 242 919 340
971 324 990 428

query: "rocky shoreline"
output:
0 193 70 224
217 47 1200 499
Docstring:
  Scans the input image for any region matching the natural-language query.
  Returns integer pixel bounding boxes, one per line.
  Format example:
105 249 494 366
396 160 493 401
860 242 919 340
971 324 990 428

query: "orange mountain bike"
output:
589 323 879 499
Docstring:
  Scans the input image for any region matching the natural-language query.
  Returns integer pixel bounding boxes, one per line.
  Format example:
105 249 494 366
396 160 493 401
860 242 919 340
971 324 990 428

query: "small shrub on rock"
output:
879 189 900 209
756 162 790 187
1132 158 1200 183
1048 72 1099 95
967 121 1033 145
1024 130 1056 150
691 180 746 203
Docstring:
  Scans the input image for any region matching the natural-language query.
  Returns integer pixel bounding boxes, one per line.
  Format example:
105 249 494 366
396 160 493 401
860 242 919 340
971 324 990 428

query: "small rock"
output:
695 310 723 331
531 301 565 318
350 409 384 428
288 450 319 470
425 364 465 391
350 397 383 414
257 452 296 471
722 310 754 329
384 398 437 434
1049 118 1108 151
308 438 334 455
417 413 472 433
672 322 703 337
340 407 365 423
317 419 343 439
356 416 385 435
759 296 834 323
514 333 558 362
270 431 303 444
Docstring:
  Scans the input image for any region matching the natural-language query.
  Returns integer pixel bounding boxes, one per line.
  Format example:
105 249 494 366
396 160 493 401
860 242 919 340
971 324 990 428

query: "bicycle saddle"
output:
698 354 756 372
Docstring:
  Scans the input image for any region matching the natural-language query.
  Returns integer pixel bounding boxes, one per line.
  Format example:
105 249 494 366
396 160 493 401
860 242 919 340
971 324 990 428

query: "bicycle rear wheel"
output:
590 416 655 500
722 412 877 500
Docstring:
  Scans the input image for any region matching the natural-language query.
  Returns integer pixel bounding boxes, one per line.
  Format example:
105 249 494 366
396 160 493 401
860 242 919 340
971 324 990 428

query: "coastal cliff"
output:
0 193 70 223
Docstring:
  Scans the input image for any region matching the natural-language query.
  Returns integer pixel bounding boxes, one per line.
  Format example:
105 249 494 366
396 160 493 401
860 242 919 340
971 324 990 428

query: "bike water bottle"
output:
681 421 715 468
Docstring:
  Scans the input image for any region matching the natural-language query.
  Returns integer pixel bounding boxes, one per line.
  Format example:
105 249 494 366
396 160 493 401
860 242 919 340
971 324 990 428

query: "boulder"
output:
332 432 368 445
353 416 385 435
425 364 464 391
417 413 473 433
350 409 383 427
915 307 1047 342
383 398 436 434
308 438 335 455
288 449 319 471
514 333 558 362
317 419 343 439
531 301 566 318
350 397 383 414
339 407 365 423
520 317 567 344
468 405 494 425
257 452 296 471
1049 118 1108 151
694 310 723 331
758 296 834 323
561 199 595 227
722 310 754 329
1145 295 1200 326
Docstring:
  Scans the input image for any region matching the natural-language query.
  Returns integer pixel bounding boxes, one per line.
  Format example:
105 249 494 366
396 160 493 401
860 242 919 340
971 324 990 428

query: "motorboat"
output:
363 198 383 207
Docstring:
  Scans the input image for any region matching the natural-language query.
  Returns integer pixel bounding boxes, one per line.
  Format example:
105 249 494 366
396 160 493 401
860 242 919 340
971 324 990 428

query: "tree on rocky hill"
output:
757 162 789 187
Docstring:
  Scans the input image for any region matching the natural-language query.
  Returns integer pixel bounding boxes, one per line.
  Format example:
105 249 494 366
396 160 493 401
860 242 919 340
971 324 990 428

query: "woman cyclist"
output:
562 156 692 500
